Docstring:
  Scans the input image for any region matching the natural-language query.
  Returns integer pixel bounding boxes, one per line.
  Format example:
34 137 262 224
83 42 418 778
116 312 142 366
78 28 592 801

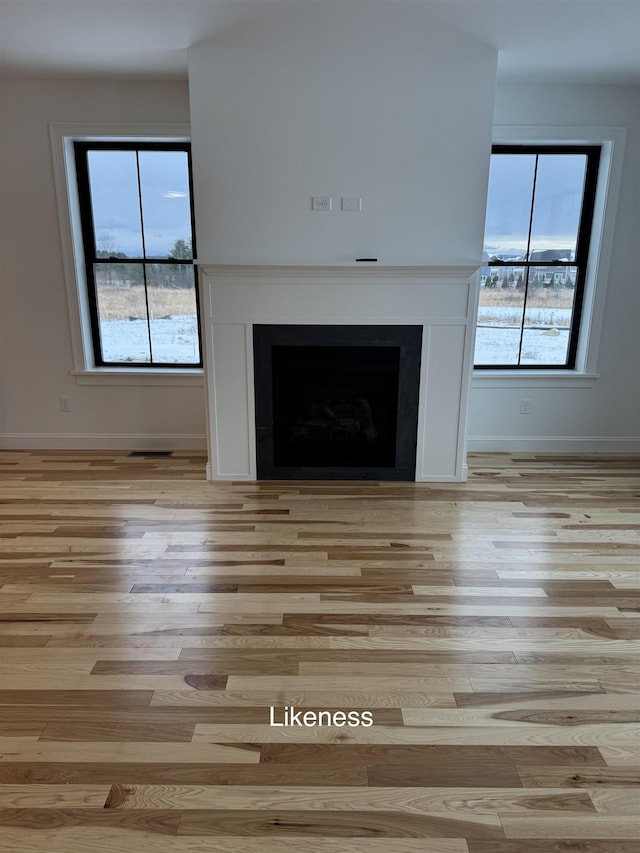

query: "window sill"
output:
72 369 204 387
472 371 598 389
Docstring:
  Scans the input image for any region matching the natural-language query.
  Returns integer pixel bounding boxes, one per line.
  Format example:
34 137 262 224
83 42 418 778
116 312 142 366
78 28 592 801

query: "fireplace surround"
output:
199 265 479 482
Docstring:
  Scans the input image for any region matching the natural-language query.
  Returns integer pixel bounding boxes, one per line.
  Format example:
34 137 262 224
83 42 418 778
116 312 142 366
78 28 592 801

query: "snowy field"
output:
475 305 571 364
99 309 570 367
475 325 569 365
100 315 199 363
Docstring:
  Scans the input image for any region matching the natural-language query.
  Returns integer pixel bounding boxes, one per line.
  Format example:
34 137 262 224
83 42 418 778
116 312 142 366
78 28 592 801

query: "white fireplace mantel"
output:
198 264 480 482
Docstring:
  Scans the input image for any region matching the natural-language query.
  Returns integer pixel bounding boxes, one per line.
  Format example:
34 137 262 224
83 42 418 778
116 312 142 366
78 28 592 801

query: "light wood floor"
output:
0 450 638 852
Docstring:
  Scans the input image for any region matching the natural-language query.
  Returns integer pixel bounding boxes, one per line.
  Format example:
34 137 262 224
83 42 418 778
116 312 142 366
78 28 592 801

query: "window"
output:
73 141 201 368
475 145 600 369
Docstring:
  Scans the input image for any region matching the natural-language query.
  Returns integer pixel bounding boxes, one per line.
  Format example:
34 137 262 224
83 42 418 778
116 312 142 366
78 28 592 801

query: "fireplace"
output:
198 264 478 482
253 325 422 480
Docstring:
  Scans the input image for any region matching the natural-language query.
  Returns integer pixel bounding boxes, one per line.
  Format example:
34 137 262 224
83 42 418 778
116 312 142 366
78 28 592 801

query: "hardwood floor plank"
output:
365 764 522 788
193 722 637 748
0 636 51 647
150 690 307 707
179 646 519 662
91 659 300 676
100 784 595 814
39 722 197 742
402 708 640 726
0 829 468 853
176 808 505 837
0 648 184 663
226 675 473 691
468 841 640 852
196 601 624 617
0 742 260 764
500 815 640 838
0 785 110 808
0 705 402 726
0 690 153 706
295 663 639 678
517 765 640 788
0 675 225 690
300 691 458 708
329 636 639 654
149 688 457 708
0 723 45 737
260 744 605 767
0 763 369 786
454 690 609 708
0 807 180 834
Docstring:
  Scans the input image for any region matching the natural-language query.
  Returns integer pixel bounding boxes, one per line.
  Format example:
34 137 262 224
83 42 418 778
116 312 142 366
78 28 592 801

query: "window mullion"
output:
134 151 154 364
516 267 530 367
524 154 538 265
141 264 153 364
517 154 539 366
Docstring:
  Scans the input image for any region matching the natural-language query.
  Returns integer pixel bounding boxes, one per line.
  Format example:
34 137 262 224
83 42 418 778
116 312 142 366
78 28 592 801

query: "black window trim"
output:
73 140 202 369
475 143 601 371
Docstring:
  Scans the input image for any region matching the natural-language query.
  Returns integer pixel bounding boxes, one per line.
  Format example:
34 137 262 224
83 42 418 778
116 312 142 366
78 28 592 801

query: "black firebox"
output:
253 325 422 480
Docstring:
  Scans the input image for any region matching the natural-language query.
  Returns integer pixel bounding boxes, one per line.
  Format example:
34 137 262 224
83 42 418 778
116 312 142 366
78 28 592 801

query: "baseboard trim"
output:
468 436 640 453
4 433 637 458
0 433 207 451
416 474 467 482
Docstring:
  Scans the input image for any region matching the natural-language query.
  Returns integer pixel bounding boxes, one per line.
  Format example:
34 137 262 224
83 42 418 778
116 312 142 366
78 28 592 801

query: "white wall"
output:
469 84 640 452
188 2 497 265
0 79 207 449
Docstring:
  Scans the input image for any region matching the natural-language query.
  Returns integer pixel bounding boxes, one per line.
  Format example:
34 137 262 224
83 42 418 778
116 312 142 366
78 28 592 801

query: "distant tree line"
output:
482 269 576 290
95 235 193 289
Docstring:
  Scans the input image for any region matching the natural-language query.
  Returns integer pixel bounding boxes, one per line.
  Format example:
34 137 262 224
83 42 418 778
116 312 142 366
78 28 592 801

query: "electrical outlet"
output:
59 396 71 413
520 398 532 415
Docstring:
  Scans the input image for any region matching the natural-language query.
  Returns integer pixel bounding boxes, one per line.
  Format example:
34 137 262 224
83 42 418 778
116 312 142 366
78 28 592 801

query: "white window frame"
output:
472 125 627 389
49 122 204 386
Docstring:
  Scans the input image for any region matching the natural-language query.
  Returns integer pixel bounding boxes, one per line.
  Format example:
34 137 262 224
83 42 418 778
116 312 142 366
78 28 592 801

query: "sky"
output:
483 153 587 258
88 149 192 258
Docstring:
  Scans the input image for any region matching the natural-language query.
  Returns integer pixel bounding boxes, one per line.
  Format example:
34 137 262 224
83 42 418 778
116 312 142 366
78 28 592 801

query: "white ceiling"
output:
0 0 639 84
